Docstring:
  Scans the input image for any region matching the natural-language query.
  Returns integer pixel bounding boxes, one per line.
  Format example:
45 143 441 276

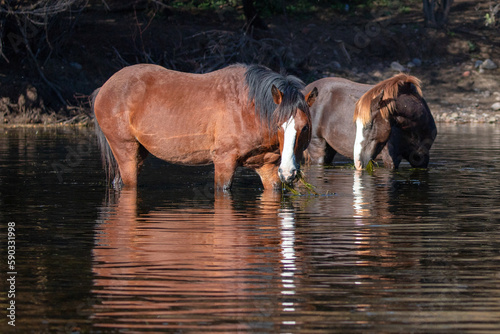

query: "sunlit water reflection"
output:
1 124 500 333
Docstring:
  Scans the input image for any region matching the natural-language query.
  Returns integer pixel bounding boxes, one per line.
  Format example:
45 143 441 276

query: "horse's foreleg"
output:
380 145 399 169
256 164 281 190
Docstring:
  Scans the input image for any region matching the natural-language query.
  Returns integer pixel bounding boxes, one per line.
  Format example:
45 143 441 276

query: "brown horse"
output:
92 64 318 190
305 73 436 169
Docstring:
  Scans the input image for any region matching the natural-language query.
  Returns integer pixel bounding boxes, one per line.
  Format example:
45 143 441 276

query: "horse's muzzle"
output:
279 167 298 184
355 152 372 171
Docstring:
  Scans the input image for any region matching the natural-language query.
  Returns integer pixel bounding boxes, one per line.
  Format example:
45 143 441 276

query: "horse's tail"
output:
91 88 120 186
354 73 422 126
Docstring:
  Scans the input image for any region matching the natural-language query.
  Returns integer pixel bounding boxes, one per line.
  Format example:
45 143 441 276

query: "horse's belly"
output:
139 133 213 165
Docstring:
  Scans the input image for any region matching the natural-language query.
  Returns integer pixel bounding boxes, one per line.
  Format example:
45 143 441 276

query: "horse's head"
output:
385 93 437 168
273 85 318 184
353 90 392 170
353 74 436 170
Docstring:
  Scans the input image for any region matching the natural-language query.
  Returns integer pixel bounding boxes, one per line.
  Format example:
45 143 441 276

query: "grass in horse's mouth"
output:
366 160 376 173
282 170 318 196
282 181 300 195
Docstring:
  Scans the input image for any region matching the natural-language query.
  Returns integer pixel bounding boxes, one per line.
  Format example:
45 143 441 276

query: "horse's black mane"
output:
243 64 307 130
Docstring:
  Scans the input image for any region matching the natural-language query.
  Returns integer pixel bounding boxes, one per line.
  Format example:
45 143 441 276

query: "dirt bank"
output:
1 0 498 125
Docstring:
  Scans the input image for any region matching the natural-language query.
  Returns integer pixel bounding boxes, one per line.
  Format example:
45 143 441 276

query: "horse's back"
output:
306 77 371 107
95 64 246 114
305 77 371 127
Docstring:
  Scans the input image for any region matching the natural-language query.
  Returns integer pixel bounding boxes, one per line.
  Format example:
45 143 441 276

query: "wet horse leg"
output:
256 164 281 190
305 138 325 164
307 138 337 164
323 142 337 164
380 145 398 169
213 155 238 191
107 139 149 188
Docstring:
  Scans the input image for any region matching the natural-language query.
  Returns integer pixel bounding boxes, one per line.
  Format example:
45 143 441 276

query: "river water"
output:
1 124 500 333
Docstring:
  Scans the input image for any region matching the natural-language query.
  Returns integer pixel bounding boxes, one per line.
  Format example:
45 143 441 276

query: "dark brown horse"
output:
92 64 318 190
304 74 436 169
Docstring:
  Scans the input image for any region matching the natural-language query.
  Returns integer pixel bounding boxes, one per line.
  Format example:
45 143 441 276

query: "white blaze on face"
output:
280 117 298 180
353 118 365 170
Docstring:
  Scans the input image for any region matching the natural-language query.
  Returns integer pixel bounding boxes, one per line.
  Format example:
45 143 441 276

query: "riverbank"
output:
1 0 498 125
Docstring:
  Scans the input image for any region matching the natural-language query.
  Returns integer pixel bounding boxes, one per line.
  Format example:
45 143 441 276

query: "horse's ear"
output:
368 89 385 121
305 87 318 107
271 85 283 105
373 89 384 106
371 90 384 112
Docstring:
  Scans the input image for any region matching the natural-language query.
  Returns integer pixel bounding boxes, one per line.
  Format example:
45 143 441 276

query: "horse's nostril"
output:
278 167 299 184
285 169 298 183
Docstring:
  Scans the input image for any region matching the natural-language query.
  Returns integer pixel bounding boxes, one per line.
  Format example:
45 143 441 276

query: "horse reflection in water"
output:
91 190 302 331
297 167 427 290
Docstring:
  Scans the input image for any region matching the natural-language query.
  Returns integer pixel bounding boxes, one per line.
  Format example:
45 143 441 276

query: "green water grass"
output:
366 160 375 173
282 170 319 196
